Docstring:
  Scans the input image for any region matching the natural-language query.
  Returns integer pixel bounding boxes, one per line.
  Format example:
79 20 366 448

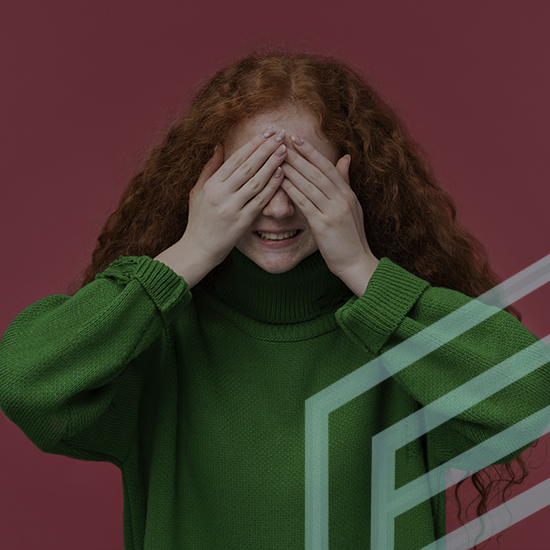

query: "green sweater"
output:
1 248 549 549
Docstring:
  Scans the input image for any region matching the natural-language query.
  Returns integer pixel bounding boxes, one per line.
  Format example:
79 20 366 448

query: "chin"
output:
255 258 300 274
235 234 319 274
238 251 301 274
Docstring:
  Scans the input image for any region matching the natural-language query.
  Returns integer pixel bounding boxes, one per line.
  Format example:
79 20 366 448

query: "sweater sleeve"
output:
0 255 190 466
335 257 550 471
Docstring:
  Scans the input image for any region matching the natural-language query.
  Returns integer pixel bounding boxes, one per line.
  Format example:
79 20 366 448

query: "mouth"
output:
253 229 303 247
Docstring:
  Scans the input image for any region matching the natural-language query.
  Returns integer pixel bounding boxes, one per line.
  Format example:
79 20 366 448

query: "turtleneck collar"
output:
211 247 354 324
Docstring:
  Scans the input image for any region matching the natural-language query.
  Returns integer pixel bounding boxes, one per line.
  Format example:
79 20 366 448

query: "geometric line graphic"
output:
372 336 550 550
305 252 550 550
373 380 550 550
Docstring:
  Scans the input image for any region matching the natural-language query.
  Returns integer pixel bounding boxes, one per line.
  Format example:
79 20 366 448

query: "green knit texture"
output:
1 248 549 549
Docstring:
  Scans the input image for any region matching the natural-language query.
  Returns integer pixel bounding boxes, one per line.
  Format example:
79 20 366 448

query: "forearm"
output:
0 256 187 458
337 256 550 470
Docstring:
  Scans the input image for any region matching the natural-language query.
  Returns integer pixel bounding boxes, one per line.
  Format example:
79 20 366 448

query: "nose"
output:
261 181 295 218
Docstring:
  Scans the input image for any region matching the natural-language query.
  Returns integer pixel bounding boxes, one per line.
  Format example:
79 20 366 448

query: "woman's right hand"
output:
183 126 288 267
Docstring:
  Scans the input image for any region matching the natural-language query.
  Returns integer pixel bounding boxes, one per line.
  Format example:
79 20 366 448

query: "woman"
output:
0 49 548 550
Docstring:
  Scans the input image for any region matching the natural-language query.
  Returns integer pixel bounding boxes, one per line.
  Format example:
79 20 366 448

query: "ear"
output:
335 154 351 185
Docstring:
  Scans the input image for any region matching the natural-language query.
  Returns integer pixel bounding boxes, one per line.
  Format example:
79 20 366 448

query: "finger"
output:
217 128 286 186
241 165 285 220
334 155 352 185
193 144 225 193
280 176 317 218
235 142 287 203
281 162 329 213
287 138 349 194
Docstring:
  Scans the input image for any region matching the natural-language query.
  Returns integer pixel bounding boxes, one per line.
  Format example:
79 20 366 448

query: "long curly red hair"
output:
68 46 538 548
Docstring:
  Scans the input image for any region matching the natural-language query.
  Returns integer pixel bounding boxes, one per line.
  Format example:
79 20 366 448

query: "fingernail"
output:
263 126 275 138
291 135 304 146
275 144 286 157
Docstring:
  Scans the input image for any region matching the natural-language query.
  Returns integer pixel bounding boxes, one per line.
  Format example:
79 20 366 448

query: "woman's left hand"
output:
281 136 380 295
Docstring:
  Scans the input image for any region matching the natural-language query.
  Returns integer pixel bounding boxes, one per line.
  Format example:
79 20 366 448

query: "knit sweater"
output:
1 247 549 550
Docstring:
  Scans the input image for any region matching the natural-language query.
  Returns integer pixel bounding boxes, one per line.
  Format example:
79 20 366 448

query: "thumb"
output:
335 154 351 184
194 144 224 192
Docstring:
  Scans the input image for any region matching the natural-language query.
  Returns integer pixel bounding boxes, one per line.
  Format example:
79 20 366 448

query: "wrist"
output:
340 255 380 298
153 241 214 289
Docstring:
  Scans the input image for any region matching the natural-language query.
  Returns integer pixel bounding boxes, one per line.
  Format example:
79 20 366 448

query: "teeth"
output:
257 230 299 240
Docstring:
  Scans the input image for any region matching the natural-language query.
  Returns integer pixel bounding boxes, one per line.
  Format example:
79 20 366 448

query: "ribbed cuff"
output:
335 257 430 355
96 255 191 324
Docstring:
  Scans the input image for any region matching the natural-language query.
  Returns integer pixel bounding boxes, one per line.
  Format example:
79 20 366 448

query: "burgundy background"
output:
1 1 549 548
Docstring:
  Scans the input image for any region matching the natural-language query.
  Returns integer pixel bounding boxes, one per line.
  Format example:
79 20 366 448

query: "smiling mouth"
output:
255 229 302 241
